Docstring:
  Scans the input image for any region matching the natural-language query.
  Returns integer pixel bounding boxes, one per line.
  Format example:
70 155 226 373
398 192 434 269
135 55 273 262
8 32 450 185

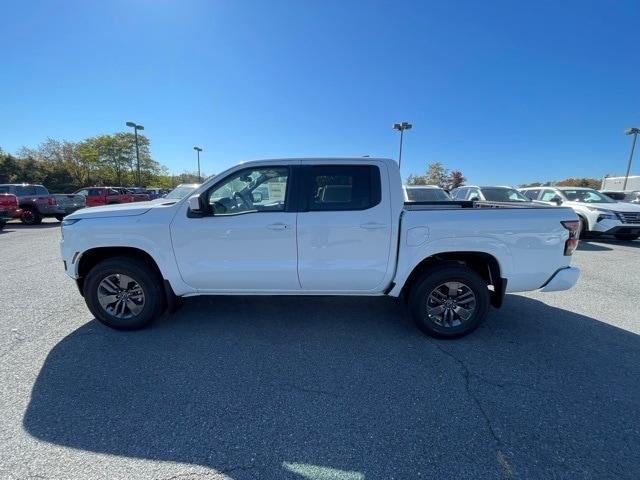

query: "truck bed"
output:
404 200 551 210
395 203 577 295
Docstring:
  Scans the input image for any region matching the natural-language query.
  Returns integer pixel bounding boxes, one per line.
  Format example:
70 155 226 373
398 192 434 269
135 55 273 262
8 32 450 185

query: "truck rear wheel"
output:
84 256 165 330
20 207 42 225
409 265 489 338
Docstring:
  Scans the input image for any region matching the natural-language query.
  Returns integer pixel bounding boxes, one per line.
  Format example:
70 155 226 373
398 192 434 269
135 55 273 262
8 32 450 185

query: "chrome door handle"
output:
266 223 290 230
360 222 388 230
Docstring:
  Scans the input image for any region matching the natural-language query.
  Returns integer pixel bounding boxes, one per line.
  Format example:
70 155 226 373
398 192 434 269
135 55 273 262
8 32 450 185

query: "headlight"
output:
61 218 81 227
586 208 617 221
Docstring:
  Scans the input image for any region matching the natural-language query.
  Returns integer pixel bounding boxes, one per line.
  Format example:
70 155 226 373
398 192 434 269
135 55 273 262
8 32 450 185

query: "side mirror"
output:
468 195 480 201
189 195 204 213
550 196 563 205
251 192 263 203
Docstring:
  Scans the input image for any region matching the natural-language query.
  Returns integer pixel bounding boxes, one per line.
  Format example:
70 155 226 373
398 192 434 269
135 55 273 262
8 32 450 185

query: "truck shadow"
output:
585 238 640 249
576 240 613 251
23 295 640 479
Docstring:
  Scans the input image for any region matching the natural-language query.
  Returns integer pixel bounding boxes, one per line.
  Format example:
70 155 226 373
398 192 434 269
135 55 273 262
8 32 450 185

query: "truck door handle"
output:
266 223 290 230
360 222 387 230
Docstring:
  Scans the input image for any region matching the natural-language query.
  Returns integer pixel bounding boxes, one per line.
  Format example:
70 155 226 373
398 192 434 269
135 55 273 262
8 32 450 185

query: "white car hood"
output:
67 201 156 219
574 202 640 212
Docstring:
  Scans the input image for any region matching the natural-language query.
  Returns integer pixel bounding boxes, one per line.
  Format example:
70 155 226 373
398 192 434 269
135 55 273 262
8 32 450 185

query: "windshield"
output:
480 188 530 202
165 185 199 200
561 189 615 203
405 187 450 201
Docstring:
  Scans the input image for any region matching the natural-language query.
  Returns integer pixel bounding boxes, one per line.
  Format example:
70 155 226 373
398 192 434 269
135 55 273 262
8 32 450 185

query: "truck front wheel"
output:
20 207 42 225
84 256 165 330
409 265 490 338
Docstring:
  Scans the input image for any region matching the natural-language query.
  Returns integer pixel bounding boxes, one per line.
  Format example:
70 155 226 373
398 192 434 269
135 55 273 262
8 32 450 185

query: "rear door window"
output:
603 192 624 200
451 188 467 200
466 188 482 200
540 189 558 201
16 186 37 195
35 185 49 195
307 165 380 211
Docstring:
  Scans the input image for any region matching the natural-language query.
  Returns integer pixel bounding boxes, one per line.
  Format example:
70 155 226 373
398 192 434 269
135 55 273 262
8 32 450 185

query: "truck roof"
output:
237 157 395 166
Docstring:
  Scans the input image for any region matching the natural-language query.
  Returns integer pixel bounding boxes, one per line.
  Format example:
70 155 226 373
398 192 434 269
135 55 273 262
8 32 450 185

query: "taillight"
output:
48 197 57 205
561 220 580 256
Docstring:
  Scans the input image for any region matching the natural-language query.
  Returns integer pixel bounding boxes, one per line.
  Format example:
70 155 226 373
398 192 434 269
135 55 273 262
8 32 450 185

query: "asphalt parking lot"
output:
1 220 639 480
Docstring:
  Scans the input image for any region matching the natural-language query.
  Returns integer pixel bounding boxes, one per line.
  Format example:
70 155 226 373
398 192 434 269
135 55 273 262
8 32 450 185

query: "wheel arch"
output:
76 247 164 296
399 251 506 308
576 213 590 232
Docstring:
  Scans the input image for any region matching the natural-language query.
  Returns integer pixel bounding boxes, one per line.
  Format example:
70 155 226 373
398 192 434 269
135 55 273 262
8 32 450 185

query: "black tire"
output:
55 214 65 222
615 233 640 241
84 256 166 330
578 217 586 237
20 207 42 225
409 265 490 339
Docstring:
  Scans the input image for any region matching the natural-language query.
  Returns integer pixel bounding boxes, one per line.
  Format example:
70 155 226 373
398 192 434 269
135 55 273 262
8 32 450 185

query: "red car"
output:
0 193 22 230
74 187 135 207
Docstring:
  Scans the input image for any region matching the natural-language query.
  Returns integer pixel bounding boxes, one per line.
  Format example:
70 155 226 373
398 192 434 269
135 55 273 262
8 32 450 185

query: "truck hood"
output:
66 201 157 219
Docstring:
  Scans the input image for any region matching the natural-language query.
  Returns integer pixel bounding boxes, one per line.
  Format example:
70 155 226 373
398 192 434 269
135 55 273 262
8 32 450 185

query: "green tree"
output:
424 162 449 188
406 173 428 185
556 178 600 189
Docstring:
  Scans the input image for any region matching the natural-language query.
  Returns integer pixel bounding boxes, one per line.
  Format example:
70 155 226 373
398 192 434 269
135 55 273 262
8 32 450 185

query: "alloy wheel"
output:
97 274 145 319
426 281 477 328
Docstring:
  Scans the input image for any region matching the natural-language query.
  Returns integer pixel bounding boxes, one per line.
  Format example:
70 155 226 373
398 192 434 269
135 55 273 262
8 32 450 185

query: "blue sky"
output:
1 0 639 185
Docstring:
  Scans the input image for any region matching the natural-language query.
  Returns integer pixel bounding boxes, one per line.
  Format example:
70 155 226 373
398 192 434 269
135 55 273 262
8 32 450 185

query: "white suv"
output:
519 186 640 240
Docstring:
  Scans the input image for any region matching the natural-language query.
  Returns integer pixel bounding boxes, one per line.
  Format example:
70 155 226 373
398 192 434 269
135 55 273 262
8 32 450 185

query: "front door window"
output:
207 167 289 215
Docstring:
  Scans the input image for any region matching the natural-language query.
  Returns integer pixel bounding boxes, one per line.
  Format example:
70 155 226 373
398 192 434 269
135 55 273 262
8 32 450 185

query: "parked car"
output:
519 186 640 240
451 185 532 203
403 185 451 202
74 187 135 207
145 188 164 200
51 194 86 220
160 183 201 201
0 183 65 225
600 190 640 204
0 193 22 230
61 157 580 338
124 187 151 202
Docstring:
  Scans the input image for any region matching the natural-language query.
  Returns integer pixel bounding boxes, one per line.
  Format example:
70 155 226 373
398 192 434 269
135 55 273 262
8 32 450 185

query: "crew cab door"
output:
296 163 393 292
170 165 300 292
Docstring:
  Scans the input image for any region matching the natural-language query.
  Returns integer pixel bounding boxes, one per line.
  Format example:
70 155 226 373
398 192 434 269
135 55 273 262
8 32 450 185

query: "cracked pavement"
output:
1 220 640 479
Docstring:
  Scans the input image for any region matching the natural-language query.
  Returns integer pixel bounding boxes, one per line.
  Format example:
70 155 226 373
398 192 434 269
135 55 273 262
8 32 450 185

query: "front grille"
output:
617 211 640 224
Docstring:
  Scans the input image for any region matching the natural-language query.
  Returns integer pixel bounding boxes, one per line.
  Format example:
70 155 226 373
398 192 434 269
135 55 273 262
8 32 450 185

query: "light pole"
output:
126 121 144 186
393 121 412 170
623 128 640 190
193 146 203 181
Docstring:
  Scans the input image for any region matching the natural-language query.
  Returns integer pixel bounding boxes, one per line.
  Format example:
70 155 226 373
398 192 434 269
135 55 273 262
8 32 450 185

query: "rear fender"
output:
389 236 513 297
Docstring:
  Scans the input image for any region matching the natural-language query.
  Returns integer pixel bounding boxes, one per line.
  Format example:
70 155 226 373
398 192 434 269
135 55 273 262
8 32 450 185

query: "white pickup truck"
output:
60 158 581 338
